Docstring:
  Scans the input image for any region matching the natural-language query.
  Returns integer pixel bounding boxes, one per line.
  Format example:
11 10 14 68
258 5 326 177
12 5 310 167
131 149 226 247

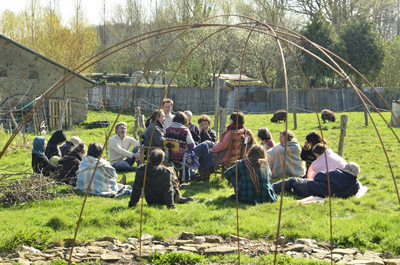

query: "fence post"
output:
214 79 220 138
364 105 368 126
219 108 227 138
293 104 297 130
338 115 348 157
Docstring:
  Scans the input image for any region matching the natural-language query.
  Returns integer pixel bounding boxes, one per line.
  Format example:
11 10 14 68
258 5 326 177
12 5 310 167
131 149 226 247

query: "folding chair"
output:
163 139 196 182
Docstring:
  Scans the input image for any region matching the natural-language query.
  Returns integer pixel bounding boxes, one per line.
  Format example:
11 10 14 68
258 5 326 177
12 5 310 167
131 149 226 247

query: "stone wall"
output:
0 35 94 130
89 84 400 114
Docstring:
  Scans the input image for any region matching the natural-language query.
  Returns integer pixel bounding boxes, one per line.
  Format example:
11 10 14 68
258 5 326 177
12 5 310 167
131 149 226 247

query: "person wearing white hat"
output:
60 136 82 157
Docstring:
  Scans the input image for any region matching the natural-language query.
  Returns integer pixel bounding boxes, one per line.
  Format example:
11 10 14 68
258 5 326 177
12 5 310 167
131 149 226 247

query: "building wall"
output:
0 37 93 129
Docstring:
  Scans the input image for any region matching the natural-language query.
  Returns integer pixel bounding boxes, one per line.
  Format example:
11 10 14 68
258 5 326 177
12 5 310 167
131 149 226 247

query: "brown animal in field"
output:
271 110 287 123
321 109 336 123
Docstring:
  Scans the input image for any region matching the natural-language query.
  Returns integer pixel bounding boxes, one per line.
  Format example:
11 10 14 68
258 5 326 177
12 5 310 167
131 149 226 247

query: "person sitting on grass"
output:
257 127 275 151
194 111 246 181
224 145 277 204
307 143 346 180
45 129 67 165
301 131 327 174
59 136 82 157
184 110 201 145
76 142 131 197
143 109 165 148
267 129 305 179
272 162 361 199
108 121 140 172
32 136 59 177
198 114 216 143
57 142 86 186
244 129 257 154
128 148 194 209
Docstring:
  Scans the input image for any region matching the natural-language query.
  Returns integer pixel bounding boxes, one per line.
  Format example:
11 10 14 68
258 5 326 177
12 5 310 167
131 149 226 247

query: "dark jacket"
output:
200 129 217 143
57 151 83 185
32 153 59 177
129 164 178 208
60 141 72 157
307 169 360 198
45 130 67 159
188 122 201 144
143 120 164 148
301 147 316 172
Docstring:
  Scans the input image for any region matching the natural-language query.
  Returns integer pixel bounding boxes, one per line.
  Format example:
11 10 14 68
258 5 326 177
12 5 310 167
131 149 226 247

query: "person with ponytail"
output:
224 145 277 204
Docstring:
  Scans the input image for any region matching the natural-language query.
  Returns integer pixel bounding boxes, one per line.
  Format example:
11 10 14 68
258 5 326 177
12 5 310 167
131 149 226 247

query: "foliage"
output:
1 227 51 251
376 36 400 88
208 253 330 264
340 15 384 86
151 251 206 264
300 12 344 88
0 2 98 72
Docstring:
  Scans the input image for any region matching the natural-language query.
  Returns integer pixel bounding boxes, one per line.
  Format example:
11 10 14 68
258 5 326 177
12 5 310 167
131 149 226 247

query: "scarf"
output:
32 136 46 156
227 123 244 130
243 158 261 194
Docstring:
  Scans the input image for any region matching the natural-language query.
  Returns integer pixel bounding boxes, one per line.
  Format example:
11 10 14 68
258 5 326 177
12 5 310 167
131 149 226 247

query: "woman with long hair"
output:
224 145 277 204
301 131 327 174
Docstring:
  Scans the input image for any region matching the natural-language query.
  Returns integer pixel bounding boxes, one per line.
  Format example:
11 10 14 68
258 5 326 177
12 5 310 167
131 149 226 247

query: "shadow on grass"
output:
204 195 253 210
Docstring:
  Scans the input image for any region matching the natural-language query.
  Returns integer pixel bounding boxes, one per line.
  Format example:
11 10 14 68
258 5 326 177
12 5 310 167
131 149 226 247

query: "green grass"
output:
0 110 400 256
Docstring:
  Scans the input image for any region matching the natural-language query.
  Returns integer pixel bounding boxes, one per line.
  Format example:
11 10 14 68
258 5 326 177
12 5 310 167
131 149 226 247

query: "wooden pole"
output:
292 104 297 130
338 115 348 157
58 98 67 130
364 105 368 126
219 107 227 137
214 77 220 138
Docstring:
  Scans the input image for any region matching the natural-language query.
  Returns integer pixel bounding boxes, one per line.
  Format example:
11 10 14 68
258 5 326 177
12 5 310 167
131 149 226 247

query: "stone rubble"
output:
0 233 399 264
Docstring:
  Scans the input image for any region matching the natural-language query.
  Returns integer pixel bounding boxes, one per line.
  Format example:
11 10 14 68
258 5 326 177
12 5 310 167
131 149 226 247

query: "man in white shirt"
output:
163 98 174 131
108 122 140 172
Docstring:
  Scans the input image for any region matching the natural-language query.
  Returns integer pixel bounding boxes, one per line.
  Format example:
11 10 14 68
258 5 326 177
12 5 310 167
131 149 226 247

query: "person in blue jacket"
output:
272 162 361 198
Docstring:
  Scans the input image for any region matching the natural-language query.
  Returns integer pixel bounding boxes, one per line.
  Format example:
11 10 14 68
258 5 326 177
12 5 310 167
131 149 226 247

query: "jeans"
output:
272 177 311 197
112 146 140 172
194 142 213 169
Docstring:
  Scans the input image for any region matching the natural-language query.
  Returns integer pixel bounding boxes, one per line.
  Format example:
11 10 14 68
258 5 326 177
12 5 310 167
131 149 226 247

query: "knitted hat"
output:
70 136 82 147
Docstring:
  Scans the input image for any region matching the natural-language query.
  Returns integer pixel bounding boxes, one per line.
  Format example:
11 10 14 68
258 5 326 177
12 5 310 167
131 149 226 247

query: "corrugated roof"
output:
0 33 95 85
219 74 257 81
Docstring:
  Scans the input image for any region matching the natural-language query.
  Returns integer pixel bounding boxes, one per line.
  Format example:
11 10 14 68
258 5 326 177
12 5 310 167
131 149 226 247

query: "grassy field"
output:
0 110 399 256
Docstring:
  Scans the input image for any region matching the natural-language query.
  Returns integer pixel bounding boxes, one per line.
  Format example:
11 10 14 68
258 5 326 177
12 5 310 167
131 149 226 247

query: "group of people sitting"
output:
31 97 362 208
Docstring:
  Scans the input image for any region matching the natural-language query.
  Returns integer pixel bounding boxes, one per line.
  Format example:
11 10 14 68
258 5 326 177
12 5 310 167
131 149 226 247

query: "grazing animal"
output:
271 110 287 123
321 109 336 123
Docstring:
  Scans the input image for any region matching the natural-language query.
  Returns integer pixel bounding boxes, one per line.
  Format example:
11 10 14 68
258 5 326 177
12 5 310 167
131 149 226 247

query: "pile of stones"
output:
0 233 399 264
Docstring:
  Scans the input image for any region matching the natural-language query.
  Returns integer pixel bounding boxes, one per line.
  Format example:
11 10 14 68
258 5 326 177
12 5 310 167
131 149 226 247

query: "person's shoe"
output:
177 197 195 204
119 174 127 185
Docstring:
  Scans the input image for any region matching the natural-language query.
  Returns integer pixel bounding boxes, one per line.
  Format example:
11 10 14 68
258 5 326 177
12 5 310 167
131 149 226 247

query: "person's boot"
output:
119 174 127 185
177 197 195 204
198 167 211 182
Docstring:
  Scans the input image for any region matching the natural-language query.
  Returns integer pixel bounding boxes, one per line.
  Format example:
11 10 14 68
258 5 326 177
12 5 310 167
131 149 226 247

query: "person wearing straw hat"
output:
60 136 82 157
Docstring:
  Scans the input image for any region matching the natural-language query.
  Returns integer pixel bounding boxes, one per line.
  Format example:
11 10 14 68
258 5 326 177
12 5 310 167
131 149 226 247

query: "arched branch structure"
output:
0 14 398 265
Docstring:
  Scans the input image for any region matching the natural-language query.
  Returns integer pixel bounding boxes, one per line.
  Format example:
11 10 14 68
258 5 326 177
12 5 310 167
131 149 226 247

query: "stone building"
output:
0 33 95 132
